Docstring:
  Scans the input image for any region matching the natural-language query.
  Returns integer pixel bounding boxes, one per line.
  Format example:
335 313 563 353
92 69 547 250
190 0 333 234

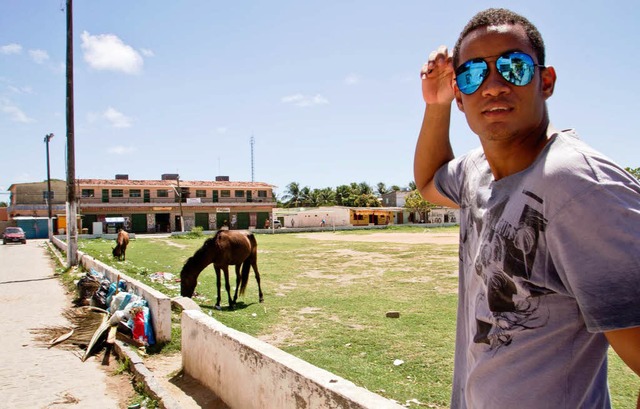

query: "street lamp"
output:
44 133 54 239
170 176 185 232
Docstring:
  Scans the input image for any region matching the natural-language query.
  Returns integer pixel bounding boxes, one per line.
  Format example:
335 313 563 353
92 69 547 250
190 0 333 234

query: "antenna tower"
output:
250 135 255 182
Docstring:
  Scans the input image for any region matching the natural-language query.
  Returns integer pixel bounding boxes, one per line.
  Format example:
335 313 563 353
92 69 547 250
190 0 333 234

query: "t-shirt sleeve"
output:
546 179 640 333
433 156 467 206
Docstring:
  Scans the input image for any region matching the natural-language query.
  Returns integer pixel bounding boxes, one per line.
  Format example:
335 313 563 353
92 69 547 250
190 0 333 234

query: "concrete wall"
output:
182 310 404 409
50 235 172 343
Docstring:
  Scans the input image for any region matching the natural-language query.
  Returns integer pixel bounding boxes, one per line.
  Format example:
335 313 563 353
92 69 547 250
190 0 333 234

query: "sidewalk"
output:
0 239 124 408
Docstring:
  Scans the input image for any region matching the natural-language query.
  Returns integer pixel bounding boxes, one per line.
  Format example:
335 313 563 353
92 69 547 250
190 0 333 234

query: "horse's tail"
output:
239 233 258 296
239 259 251 296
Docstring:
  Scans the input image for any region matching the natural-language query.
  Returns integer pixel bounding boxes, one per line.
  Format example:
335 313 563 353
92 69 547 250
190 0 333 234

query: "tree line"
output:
278 181 429 209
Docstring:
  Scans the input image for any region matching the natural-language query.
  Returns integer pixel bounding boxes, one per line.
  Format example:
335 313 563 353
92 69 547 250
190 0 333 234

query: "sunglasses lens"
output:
497 52 535 86
456 60 488 95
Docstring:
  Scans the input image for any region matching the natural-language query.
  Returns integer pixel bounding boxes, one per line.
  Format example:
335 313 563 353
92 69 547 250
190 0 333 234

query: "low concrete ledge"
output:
182 310 404 409
114 340 182 409
50 235 172 343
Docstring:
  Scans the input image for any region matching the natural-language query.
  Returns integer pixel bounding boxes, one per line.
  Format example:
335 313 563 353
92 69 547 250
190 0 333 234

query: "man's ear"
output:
541 66 556 100
453 79 465 112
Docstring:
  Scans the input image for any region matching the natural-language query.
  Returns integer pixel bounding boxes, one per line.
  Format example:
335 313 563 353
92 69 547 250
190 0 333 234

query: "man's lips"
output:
482 105 513 116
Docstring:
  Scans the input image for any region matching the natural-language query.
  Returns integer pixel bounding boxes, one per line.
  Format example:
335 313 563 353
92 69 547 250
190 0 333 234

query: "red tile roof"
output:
76 179 276 188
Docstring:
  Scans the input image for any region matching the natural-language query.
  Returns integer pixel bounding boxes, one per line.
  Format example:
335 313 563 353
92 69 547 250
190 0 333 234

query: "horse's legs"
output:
214 266 222 310
252 261 264 303
222 266 233 309
232 264 242 306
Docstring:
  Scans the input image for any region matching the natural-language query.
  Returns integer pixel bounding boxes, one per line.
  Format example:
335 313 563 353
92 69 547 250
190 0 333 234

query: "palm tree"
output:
317 187 336 206
357 182 373 196
376 182 388 196
299 186 312 207
335 184 351 206
282 182 302 208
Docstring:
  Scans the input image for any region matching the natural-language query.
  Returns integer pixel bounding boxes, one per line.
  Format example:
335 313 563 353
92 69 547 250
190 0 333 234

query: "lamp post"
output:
44 133 54 239
171 176 185 232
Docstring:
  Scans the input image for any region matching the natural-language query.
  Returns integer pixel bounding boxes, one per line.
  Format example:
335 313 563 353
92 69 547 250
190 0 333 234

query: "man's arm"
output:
414 45 458 208
604 327 640 409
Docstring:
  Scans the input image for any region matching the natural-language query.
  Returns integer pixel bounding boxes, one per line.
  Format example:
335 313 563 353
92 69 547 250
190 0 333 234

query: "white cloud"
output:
8 85 33 94
344 73 360 85
81 31 143 74
103 107 133 128
216 126 228 134
0 43 22 54
281 93 329 107
0 98 33 123
28 49 49 64
108 145 136 155
140 48 155 57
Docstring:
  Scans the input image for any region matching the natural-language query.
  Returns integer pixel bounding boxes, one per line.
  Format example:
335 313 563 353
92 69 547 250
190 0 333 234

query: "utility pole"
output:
65 0 78 266
44 133 54 240
250 135 255 182
176 176 185 232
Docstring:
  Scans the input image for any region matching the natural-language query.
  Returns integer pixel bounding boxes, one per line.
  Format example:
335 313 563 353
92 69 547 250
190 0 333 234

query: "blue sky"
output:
1 1 639 201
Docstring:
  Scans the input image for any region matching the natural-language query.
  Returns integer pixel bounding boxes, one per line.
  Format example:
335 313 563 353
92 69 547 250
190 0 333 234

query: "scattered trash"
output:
393 359 404 366
33 270 156 361
403 398 426 407
251 313 257 317
149 272 175 283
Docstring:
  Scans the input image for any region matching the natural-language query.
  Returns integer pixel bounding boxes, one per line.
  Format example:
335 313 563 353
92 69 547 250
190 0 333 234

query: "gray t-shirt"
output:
435 129 640 409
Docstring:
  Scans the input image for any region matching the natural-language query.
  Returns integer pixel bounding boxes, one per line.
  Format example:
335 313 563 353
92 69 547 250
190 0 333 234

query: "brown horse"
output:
180 230 264 310
112 229 129 261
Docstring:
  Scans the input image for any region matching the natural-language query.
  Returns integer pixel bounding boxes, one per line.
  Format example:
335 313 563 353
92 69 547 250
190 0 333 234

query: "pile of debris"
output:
33 269 155 360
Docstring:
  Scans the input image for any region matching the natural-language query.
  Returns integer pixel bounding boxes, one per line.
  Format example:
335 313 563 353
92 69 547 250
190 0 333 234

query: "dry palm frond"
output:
82 313 110 362
31 306 110 350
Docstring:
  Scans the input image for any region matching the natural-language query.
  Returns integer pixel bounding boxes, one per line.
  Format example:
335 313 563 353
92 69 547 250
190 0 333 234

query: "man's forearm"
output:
413 103 455 201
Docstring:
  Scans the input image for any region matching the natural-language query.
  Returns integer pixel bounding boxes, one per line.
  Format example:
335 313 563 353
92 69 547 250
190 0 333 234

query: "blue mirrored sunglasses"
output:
455 51 544 95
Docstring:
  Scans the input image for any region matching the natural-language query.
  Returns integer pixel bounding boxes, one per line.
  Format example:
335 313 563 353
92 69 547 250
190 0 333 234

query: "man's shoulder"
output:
544 130 633 184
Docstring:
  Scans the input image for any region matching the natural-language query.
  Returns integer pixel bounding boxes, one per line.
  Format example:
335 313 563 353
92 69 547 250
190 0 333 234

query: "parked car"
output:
273 220 282 229
3 227 27 244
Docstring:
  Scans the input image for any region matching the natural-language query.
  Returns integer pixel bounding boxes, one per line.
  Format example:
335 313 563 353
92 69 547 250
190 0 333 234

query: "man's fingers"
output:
422 46 451 78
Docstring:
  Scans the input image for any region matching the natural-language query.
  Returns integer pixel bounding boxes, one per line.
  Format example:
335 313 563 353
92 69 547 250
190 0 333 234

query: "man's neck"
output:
482 123 555 180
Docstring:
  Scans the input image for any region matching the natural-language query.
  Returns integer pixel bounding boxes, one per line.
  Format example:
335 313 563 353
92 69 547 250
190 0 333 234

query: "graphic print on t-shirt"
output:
464 188 553 350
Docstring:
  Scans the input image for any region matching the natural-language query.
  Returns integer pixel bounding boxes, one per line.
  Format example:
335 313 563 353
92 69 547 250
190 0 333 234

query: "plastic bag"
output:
132 309 147 345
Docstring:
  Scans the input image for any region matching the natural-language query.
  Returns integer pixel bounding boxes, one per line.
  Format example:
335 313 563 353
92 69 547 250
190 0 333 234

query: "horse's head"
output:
112 245 121 258
179 259 197 297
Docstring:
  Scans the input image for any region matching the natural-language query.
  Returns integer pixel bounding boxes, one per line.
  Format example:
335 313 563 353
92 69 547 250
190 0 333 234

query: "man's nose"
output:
481 67 510 96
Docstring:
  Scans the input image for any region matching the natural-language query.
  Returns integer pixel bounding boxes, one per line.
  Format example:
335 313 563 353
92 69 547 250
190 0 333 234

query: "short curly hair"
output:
452 8 546 69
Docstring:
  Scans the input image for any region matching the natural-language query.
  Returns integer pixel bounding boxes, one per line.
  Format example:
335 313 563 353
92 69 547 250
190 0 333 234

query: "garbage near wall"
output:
33 268 155 360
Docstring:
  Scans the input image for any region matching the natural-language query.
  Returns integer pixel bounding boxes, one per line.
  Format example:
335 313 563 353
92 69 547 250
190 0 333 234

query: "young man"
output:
414 8 640 408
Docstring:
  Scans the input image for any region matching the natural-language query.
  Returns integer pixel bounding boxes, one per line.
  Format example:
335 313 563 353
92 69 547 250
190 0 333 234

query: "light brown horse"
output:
180 230 264 310
112 229 129 261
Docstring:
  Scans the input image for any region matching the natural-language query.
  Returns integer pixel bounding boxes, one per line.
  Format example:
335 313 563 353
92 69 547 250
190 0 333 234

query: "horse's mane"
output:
183 235 217 271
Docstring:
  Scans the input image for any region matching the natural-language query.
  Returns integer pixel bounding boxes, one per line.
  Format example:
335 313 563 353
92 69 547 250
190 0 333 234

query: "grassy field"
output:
76 226 639 408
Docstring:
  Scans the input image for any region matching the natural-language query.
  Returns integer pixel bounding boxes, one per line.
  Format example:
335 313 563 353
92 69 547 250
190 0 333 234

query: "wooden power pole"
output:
66 0 78 266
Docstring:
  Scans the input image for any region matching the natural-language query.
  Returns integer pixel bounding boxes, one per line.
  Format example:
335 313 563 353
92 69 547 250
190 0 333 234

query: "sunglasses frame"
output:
455 51 544 95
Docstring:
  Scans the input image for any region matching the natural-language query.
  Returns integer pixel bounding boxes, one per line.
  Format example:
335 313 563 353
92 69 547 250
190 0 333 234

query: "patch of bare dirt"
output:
144 352 229 408
102 350 138 408
160 240 188 249
298 231 459 245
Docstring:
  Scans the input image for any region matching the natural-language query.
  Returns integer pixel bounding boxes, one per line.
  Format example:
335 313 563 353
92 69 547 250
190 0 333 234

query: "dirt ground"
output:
297 231 459 245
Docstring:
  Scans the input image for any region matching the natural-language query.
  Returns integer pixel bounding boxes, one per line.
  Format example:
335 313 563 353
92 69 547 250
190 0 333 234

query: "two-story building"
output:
7 174 277 234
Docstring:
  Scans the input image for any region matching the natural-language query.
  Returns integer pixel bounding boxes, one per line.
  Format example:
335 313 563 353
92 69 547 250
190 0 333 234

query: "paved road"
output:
0 239 121 408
